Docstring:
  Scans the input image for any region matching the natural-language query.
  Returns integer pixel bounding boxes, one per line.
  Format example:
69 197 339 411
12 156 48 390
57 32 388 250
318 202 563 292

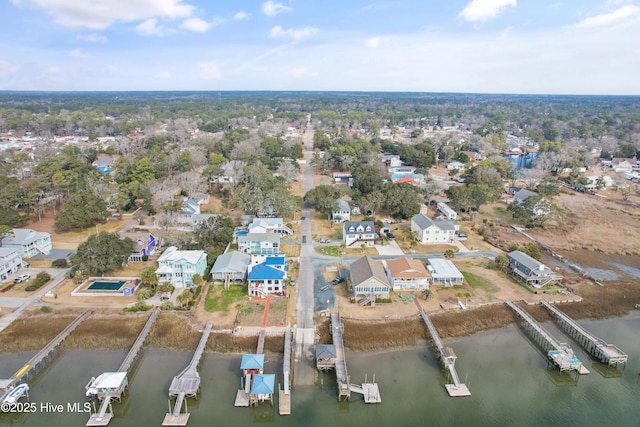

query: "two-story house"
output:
343 221 378 247
0 248 23 281
331 199 351 223
248 218 293 236
247 255 287 297
411 214 459 244
385 257 431 291
2 228 52 257
238 233 281 254
155 246 207 288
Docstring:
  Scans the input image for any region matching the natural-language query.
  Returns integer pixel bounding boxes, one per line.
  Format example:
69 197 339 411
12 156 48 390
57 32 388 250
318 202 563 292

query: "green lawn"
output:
316 246 340 256
462 271 498 299
204 284 247 312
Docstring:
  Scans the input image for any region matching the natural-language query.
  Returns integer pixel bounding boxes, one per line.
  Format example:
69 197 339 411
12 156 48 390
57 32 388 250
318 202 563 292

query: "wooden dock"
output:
414 299 470 397
506 301 586 374
279 327 292 415
86 310 159 426
162 322 212 426
542 301 627 367
0 310 92 399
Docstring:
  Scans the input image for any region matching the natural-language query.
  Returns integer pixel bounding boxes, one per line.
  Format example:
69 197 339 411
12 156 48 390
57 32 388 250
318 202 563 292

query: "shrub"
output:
123 302 151 312
25 272 52 292
40 306 53 313
52 259 68 268
141 255 149 261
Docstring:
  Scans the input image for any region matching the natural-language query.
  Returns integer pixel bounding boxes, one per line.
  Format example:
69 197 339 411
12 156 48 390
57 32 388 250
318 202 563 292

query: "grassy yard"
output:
280 243 301 257
317 246 340 256
204 284 247 312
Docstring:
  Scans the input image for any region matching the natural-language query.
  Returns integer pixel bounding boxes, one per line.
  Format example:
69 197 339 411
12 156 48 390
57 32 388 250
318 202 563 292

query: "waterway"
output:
2 314 639 427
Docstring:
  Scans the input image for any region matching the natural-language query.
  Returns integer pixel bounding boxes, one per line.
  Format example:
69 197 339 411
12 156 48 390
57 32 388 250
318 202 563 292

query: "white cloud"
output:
459 0 517 23
46 66 61 75
570 5 639 29
78 33 107 43
197 61 222 80
180 17 215 32
261 1 291 17
135 18 164 36
365 36 389 48
17 0 194 29
270 25 318 40
155 71 171 79
68 48 87 58
233 11 249 20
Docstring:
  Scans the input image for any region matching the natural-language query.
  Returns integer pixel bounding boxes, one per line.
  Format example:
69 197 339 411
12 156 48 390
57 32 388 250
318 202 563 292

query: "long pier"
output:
162 322 212 426
0 310 92 398
86 310 159 426
330 313 381 403
506 301 586 373
541 302 627 367
279 327 291 415
414 299 470 397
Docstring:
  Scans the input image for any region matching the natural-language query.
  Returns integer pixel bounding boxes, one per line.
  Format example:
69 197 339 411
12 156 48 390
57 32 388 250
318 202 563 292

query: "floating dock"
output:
162 322 212 426
86 309 159 426
279 327 292 415
329 313 381 403
542 301 627 367
0 311 92 400
414 299 470 397
506 301 587 374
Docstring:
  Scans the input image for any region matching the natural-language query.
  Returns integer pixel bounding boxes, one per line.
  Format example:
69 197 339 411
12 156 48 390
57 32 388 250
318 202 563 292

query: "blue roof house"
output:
240 354 265 376
251 374 275 404
247 262 286 298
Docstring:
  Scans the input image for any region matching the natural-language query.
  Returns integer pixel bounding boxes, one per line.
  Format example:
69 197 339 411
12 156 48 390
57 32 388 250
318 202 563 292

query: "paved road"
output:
0 268 69 333
294 120 318 386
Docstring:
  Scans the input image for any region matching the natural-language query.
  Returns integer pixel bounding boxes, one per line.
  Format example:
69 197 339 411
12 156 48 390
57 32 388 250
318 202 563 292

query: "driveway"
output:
376 239 405 256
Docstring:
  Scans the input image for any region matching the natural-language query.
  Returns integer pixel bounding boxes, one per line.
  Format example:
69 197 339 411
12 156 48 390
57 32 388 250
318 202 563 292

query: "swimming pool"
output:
87 280 126 291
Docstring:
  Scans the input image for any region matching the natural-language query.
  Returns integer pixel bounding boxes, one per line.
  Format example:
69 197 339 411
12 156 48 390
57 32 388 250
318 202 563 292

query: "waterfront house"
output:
411 214 459 244
210 251 251 284
155 246 207 288
1 228 52 257
331 199 351 223
385 257 431 291
0 248 23 281
247 259 286 297
350 256 391 299
238 233 281 254
506 250 562 288
343 221 378 247
426 258 464 286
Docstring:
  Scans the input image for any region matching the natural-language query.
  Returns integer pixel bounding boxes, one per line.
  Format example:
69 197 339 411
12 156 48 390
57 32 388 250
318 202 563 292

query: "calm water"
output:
1 314 639 427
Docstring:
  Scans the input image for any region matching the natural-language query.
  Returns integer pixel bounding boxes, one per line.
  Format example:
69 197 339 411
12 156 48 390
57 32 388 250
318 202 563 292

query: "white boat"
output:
3 383 29 404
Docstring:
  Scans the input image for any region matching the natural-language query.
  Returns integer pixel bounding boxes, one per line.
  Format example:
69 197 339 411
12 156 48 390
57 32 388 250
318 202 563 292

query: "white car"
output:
14 274 31 283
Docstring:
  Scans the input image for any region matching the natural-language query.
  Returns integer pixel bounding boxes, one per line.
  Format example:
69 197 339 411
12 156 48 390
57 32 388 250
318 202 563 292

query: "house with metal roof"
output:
155 246 207 288
1 228 52 257
385 257 431 291
248 217 293 235
315 344 337 370
350 256 391 299
506 250 562 288
426 258 464 286
247 261 286 297
210 251 250 284
238 233 281 254
411 214 459 244
240 354 264 376
250 373 275 404
512 189 539 204
343 221 378 247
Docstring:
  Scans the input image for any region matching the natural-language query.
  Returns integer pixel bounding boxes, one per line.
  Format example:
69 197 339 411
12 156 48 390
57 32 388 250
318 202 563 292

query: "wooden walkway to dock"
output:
330 313 381 403
279 327 292 415
542 302 627 367
414 299 470 397
162 322 212 426
506 301 587 374
0 310 92 399
86 310 159 427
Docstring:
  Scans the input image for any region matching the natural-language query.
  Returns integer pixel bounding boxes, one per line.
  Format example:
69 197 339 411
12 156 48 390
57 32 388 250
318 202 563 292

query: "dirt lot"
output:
486 191 640 255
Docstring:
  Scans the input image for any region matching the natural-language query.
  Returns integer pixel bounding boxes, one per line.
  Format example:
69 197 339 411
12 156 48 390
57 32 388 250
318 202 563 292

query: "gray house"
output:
210 251 251 285
506 250 562 288
350 256 391 300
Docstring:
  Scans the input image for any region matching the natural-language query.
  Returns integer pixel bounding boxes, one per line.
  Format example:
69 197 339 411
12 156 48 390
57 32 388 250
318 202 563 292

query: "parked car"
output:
455 231 468 238
14 274 31 284
386 232 395 240
331 276 345 285
318 238 331 243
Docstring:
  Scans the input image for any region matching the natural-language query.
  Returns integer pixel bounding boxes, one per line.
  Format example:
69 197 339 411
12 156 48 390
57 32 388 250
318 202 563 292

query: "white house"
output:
0 248 23 281
247 255 287 297
238 233 281 254
411 214 459 244
343 221 378 247
385 257 431 291
426 258 464 286
447 161 466 171
248 218 292 235
1 228 52 257
331 199 351 223
155 246 207 288
437 202 458 220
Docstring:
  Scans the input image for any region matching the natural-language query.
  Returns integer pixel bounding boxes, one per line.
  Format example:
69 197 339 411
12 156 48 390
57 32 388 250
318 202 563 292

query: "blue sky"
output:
1 0 639 94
